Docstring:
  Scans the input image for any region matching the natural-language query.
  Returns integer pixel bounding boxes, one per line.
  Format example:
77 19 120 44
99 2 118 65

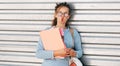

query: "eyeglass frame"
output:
57 11 70 17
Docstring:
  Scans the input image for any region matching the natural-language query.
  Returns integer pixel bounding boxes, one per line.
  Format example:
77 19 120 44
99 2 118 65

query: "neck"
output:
56 24 66 29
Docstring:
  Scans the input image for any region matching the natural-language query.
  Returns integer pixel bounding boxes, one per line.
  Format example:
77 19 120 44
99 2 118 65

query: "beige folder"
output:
39 28 66 51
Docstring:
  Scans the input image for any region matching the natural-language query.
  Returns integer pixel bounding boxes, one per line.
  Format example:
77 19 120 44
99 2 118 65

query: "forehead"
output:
57 6 69 12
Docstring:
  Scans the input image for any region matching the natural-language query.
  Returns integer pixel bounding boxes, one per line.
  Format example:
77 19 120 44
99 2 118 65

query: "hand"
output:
65 48 71 56
54 48 71 57
69 49 76 57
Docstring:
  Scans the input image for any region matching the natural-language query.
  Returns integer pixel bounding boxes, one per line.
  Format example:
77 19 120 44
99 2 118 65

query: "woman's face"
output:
55 6 70 25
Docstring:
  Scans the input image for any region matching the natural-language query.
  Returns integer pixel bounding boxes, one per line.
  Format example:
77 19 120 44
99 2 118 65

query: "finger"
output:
66 48 71 51
70 50 75 56
65 49 69 55
71 52 76 57
65 49 70 54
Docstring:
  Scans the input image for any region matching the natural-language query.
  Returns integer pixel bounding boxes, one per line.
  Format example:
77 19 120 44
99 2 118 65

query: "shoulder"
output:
40 26 53 32
69 27 79 33
45 26 52 30
70 27 81 38
69 27 80 37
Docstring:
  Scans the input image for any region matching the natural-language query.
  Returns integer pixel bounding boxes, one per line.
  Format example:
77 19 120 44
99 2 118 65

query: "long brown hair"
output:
52 2 72 27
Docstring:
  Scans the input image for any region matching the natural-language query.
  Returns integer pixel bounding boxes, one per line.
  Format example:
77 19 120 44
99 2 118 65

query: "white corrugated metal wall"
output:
0 0 120 66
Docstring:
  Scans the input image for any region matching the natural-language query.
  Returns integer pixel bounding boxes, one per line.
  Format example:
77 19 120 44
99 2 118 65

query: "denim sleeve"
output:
73 29 83 58
36 37 54 59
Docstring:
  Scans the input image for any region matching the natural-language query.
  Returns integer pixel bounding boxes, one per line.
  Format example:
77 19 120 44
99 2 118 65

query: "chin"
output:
61 22 66 24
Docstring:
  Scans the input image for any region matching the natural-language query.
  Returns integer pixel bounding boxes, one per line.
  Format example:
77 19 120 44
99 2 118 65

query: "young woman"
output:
36 2 83 66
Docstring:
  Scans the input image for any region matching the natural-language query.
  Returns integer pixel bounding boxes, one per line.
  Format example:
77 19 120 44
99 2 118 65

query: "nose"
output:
59 13 65 17
61 14 65 17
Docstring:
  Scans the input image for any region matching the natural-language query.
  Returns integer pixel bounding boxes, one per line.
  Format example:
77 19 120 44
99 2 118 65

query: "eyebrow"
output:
58 11 69 13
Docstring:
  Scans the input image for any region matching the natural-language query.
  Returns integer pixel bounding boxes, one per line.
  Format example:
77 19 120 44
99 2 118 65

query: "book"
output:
39 28 66 51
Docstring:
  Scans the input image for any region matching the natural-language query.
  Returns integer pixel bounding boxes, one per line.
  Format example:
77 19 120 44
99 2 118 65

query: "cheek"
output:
57 17 62 21
66 16 70 19
64 17 69 21
56 15 61 19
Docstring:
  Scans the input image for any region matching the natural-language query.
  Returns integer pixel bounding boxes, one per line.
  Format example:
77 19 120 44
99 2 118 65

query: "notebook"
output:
39 28 66 51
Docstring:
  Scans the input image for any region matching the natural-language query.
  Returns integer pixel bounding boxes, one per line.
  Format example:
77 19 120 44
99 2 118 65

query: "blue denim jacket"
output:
36 27 83 66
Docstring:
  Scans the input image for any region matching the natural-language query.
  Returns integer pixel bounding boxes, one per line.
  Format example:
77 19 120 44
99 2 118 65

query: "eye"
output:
57 12 62 16
64 13 69 17
57 12 69 17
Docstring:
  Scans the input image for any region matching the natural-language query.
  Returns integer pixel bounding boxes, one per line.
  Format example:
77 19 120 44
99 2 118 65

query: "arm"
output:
36 37 69 59
36 37 54 59
73 29 83 58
